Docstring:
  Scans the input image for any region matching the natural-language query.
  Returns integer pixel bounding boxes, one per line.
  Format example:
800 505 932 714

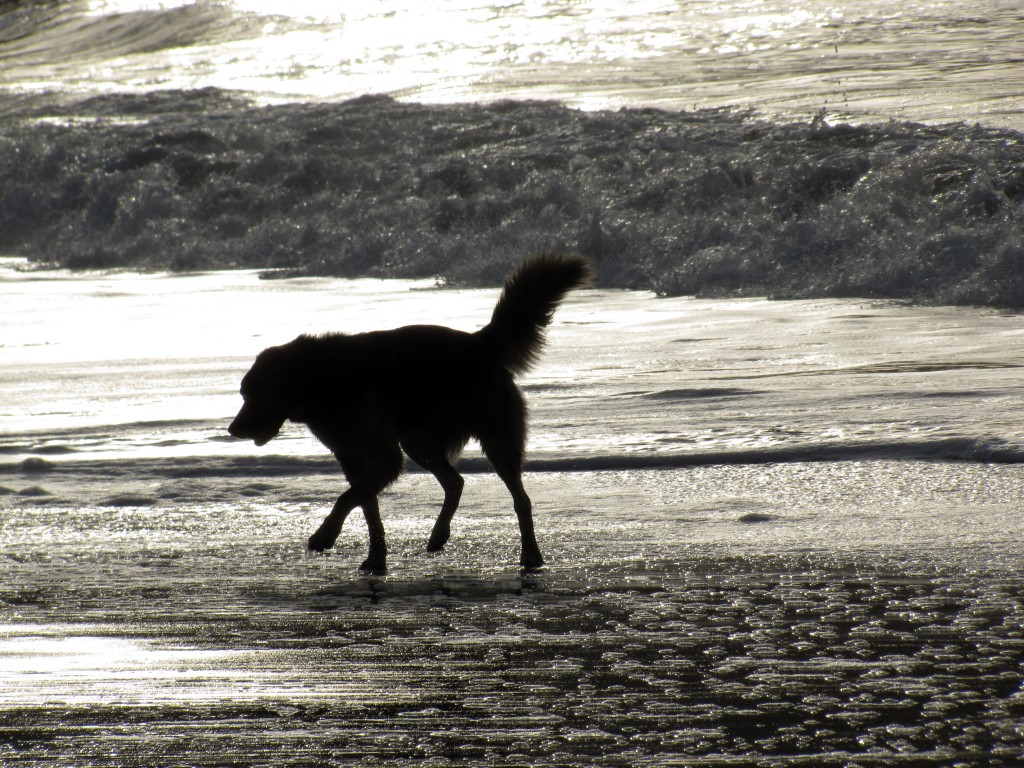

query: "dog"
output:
228 253 593 573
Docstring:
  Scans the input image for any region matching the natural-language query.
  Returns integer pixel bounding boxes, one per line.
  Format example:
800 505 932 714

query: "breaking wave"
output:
1 91 1023 307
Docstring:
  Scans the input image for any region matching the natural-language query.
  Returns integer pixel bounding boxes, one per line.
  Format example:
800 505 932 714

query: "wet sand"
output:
2 464 1023 766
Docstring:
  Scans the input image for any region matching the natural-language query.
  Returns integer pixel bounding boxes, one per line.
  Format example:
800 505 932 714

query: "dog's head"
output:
228 346 292 447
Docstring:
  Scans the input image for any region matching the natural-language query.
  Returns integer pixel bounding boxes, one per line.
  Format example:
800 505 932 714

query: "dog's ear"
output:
255 342 313 422
243 344 293 393
255 344 289 371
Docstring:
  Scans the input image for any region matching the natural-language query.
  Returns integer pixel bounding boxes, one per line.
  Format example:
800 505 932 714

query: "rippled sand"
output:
3 464 1022 766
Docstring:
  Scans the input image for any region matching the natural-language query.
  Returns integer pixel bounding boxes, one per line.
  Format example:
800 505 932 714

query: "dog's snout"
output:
228 407 252 439
227 400 283 447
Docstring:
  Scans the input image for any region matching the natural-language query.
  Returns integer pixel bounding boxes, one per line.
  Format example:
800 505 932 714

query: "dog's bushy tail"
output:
477 252 594 376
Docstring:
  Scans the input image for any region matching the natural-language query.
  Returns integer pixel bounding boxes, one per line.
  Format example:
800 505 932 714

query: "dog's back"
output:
291 325 501 449
300 253 593 452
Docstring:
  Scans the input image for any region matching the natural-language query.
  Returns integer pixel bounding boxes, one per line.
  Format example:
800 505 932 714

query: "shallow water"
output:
2 269 1023 765
2 267 1022 464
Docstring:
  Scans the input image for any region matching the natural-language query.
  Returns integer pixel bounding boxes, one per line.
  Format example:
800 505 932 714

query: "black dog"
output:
228 253 593 573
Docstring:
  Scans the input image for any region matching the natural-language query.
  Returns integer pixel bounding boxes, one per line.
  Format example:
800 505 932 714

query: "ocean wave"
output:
1 91 1022 307
0 1 270 65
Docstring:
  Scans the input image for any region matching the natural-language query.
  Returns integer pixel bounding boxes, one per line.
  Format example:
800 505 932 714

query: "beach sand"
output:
3 462 1022 766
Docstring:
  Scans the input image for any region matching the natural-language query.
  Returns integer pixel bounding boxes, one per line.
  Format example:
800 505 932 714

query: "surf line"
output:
5 437 1019 481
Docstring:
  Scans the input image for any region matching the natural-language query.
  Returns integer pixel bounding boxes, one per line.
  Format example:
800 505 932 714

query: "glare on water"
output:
2 266 1022 463
3 0 1018 126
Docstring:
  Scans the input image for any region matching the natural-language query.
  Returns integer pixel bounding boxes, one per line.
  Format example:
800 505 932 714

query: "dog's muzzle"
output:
228 403 282 446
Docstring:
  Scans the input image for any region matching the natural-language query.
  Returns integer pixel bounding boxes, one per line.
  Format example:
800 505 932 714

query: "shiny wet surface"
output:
3 467 1023 766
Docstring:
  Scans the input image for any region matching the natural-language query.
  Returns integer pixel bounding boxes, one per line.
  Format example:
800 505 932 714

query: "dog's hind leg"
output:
308 446 402 574
481 438 544 570
403 446 465 553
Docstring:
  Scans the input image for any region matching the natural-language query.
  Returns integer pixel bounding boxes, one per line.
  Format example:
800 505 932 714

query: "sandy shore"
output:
2 463 1023 766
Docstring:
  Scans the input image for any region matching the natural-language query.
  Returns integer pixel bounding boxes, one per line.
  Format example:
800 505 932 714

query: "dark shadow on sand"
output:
303 570 666 607
308 572 546 606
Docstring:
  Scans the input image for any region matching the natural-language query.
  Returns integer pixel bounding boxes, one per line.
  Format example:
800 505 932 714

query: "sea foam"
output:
1 92 1022 306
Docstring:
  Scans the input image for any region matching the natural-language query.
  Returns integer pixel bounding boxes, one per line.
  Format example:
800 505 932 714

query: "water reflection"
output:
0 627 243 705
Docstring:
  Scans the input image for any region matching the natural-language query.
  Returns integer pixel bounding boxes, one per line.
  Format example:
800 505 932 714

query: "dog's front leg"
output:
308 489 355 552
306 493 388 574
308 445 402 574
358 496 387 574
307 486 387 573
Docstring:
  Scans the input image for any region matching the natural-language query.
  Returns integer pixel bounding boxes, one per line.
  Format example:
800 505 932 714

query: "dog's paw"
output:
359 558 387 576
425 525 451 553
520 551 545 571
307 525 339 552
